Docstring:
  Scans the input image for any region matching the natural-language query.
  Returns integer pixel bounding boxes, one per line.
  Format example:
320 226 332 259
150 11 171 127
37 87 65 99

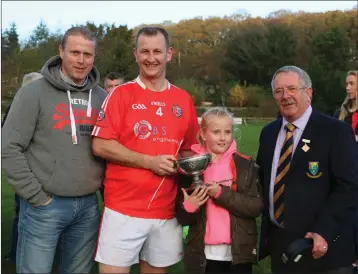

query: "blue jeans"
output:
17 194 100 274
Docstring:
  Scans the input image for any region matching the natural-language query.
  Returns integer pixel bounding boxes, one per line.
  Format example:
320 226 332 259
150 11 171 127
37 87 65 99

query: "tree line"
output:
2 7 357 116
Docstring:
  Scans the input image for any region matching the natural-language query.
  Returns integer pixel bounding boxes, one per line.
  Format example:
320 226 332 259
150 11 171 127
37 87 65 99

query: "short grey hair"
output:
22 72 43 87
271 65 312 92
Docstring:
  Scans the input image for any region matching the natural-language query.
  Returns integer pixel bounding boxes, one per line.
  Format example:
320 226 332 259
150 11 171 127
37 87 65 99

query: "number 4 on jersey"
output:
156 107 163 116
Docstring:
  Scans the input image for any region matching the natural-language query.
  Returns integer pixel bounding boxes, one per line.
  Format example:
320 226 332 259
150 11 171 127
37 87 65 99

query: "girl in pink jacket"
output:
176 107 263 274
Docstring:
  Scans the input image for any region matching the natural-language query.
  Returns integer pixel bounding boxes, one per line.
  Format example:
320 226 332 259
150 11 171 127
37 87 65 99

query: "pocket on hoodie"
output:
46 156 104 194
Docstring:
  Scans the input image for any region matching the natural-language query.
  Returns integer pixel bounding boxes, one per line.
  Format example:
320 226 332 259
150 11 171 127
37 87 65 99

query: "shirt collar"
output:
136 76 171 91
59 68 88 88
282 105 312 131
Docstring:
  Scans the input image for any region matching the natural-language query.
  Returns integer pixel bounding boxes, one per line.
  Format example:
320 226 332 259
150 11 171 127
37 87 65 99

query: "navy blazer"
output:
257 109 358 272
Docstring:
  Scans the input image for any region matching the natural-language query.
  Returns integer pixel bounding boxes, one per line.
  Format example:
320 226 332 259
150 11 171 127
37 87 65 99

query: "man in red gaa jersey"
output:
92 26 200 273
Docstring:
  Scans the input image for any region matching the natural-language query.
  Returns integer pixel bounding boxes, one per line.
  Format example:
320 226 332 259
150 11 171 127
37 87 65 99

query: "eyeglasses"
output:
273 86 307 98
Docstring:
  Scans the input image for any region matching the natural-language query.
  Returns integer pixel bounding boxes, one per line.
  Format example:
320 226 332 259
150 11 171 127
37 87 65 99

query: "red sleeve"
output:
180 97 199 152
352 112 358 135
92 88 123 140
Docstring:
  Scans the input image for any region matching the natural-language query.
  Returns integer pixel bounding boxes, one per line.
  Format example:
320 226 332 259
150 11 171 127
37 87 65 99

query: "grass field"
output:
1 122 272 274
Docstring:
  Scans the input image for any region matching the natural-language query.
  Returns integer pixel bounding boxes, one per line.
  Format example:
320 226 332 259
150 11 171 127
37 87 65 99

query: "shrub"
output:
244 85 268 107
228 83 246 107
173 78 205 105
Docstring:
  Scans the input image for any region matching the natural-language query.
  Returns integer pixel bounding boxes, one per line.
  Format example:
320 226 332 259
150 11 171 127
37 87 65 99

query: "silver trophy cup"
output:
175 153 212 188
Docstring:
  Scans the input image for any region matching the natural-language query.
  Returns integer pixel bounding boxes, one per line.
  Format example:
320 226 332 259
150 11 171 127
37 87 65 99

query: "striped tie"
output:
274 123 295 225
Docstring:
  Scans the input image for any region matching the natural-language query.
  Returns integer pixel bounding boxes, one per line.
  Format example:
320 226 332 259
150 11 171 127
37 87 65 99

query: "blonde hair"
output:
197 107 234 145
339 70 358 121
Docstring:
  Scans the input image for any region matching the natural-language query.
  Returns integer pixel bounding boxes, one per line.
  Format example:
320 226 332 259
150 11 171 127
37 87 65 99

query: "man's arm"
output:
310 122 358 243
92 137 176 176
92 137 152 167
2 86 50 206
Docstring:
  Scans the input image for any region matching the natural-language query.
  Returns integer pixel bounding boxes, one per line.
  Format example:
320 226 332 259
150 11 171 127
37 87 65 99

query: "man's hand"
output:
35 196 53 207
148 155 177 176
206 183 221 198
182 187 209 211
305 232 328 259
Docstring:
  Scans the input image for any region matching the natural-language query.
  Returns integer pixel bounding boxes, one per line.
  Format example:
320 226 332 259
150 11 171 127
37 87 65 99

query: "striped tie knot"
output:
285 123 295 133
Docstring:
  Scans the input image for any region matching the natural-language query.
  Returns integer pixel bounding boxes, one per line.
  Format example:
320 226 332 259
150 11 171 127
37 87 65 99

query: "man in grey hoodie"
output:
2 72 43 264
2 27 107 274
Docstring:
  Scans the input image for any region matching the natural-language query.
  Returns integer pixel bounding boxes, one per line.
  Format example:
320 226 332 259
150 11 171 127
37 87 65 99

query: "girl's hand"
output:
206 183 221 198
182 186 209 211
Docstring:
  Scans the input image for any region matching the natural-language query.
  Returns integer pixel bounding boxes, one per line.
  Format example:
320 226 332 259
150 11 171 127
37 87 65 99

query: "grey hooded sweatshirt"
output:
2 56 107 206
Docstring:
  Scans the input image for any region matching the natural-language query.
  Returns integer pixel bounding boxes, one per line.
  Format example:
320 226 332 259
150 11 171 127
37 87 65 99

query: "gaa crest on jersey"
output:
172 105 182 118
97 110 105 121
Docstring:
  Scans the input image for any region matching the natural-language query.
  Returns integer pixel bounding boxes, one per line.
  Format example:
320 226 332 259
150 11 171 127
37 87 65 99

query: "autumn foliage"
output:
2 8 357 116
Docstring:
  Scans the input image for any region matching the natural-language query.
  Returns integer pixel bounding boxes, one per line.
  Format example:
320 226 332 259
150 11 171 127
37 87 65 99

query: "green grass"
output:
235 123 263 159
1 122 272 274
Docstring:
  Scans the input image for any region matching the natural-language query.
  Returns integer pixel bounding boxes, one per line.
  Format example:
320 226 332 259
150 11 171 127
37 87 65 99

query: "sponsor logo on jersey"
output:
172 105 182 118
152 137 180 144
132 104 147 110
151 101 166 106
134 120 152 139
133 120 179 144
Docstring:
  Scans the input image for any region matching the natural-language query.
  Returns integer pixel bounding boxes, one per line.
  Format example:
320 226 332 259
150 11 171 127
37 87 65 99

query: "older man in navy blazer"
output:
257 65 358 274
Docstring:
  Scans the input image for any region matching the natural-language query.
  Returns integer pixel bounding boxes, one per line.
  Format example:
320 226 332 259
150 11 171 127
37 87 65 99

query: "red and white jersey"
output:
92 77 199 219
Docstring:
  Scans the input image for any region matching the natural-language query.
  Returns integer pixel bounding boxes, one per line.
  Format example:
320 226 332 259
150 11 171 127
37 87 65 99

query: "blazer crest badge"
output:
306 161 323 178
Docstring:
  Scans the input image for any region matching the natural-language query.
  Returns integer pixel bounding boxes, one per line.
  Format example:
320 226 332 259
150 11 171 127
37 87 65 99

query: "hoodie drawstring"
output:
67 90 78 145
66 89 93 145
87 89 92 117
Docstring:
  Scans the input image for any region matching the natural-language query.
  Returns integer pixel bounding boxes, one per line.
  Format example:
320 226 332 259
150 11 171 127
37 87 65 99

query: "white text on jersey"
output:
132 104 147 110
151 101 166 106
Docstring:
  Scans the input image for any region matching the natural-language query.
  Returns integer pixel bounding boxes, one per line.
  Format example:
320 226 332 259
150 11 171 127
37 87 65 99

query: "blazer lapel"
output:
266 119 282 176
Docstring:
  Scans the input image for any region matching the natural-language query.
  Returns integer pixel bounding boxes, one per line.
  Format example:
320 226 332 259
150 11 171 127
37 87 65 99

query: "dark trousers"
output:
355 207 358 259
205 260 252 274
9 194 20 261
273 266 354 274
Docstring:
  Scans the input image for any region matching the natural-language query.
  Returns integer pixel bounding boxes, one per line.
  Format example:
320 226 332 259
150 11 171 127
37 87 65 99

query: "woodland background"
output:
1 7 358 273
2 7 358 117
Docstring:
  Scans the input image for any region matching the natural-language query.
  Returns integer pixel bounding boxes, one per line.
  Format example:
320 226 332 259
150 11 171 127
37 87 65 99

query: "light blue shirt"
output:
269 106 313 226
